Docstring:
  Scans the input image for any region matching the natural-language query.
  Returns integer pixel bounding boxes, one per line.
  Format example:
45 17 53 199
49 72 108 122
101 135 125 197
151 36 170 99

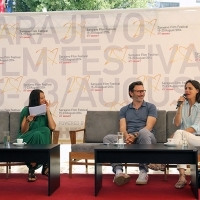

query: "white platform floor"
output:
0 144 189 176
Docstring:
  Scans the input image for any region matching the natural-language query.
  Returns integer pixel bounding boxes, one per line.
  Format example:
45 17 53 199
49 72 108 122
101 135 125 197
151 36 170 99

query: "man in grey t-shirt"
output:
103 81 157 186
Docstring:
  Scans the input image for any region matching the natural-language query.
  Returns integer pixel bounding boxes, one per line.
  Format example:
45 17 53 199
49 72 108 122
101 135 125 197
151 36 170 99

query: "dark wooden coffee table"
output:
94 144 198 199
0 144 60 196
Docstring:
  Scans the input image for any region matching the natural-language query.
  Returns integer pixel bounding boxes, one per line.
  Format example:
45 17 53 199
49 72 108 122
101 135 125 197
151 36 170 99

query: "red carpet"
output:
0 173 198 200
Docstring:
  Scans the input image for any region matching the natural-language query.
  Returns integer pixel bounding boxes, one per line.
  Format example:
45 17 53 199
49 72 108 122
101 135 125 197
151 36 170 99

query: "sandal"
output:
175 175 187 189
28 167 37 182
148 164 166 171
42 163 49 177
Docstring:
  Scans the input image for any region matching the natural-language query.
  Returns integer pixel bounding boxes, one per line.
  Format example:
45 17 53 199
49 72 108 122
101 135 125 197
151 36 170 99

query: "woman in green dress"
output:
18 89 56 182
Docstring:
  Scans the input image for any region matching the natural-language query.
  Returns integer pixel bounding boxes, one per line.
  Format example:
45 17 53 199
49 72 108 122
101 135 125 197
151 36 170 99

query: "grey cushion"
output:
166 111 179 138
154 110 166 143
84 111 120 143
71 143 102 153
71 111 120 153
9 112 21 143
0 112 9 143
84 110 167 143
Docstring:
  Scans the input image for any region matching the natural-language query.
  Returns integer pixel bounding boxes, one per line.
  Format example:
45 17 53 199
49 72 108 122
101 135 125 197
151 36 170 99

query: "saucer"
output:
13 142 27 147
164 142 176 147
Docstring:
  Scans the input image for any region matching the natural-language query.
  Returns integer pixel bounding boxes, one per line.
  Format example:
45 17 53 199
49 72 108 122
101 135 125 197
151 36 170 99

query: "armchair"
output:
69 111 120 177
0 111 60 178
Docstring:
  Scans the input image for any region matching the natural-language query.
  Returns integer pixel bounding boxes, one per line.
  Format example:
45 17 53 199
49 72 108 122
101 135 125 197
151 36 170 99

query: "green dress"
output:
18 106 51 169
18 106 51 144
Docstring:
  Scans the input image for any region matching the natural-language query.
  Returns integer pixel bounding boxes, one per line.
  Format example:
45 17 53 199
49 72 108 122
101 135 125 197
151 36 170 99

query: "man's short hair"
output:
128 81 143 97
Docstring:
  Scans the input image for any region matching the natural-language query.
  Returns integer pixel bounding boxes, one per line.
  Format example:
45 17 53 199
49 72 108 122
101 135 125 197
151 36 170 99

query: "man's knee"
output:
137 129 153 144
138 129 149 138
103 134 117 143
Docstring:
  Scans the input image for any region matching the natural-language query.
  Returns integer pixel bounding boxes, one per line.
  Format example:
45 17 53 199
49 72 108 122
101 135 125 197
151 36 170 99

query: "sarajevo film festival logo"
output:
104 46 128 65
132 19 157 38
138 74 161 92
0 23 18 40
66 76 90 93
63 21 86 39
169 44 195 63
0 76 23 94
35 48 58 66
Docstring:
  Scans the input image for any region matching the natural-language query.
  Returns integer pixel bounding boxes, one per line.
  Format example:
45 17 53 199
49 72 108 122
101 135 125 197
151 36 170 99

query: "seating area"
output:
69 110 180 177
0 110 198 179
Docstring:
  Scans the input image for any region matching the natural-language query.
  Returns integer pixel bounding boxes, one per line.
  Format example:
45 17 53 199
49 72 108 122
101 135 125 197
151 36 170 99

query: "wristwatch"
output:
133 133 138 138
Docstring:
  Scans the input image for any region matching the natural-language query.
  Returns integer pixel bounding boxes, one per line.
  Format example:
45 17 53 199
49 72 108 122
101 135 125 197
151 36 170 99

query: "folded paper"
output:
29 104 46 116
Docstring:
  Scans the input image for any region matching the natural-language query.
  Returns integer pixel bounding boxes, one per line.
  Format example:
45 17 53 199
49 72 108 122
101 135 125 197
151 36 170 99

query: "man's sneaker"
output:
136 171 148 185
113 173 131 186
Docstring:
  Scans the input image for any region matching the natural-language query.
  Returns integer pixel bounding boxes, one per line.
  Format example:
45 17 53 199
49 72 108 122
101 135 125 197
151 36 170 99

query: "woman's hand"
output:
44 100 56 130
21 115 35 133
45 100 50 111
177 96 186 106
26 115 35 122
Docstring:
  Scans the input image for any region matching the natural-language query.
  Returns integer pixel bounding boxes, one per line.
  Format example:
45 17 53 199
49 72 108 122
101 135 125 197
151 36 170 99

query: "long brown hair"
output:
28 89 44 107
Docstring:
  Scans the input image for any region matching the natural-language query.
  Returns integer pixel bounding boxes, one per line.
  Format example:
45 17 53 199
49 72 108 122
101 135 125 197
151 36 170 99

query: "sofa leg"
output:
85 159 88 173
52 130 60 144
6 163 9 179
69 153 72 178
164 168 167 181
124 163 128 174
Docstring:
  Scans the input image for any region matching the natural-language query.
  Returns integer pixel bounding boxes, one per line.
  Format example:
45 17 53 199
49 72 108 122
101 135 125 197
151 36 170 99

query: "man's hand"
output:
125 134 136 144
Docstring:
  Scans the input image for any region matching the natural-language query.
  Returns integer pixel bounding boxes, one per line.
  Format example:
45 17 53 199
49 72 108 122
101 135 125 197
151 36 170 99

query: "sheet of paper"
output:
29 104 46 116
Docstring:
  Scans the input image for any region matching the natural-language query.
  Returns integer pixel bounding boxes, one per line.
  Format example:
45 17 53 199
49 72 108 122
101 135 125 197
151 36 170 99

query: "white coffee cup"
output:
167 138 175 144
17 139 23 144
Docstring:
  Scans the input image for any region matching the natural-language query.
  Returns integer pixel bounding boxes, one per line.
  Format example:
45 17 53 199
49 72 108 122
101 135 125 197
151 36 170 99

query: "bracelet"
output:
133 133 138 138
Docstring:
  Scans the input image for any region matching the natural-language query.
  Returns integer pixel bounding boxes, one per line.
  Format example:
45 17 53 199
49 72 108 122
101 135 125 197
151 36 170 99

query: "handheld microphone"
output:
176 94 186 109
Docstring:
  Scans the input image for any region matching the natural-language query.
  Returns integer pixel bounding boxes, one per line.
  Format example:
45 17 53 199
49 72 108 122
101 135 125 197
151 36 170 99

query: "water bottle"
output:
182 137 188 148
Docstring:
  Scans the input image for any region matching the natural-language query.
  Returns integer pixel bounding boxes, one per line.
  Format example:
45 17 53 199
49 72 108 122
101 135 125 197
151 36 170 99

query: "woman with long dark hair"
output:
149 79 200 189
18 89 56 182
172 79 200 189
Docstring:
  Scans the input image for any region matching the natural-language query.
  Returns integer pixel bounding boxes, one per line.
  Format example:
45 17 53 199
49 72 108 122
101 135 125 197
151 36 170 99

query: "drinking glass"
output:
117 132 124 148
3 131 10 147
